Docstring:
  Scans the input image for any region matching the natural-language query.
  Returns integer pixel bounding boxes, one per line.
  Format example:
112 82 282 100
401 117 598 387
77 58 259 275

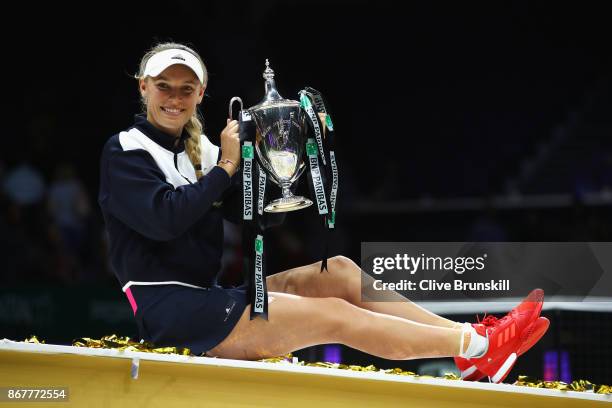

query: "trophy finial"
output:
263 58 275 81
262 58 282 102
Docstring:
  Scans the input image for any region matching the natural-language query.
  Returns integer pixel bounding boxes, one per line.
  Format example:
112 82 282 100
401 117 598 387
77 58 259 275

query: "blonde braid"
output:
184 113 205 180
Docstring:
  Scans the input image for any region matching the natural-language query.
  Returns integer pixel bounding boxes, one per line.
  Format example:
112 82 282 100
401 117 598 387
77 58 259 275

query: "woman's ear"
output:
139 78 147 99
197 84 206 104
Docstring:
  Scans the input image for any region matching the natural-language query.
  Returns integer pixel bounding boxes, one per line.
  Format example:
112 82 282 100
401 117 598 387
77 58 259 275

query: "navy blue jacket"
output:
99 115 237 292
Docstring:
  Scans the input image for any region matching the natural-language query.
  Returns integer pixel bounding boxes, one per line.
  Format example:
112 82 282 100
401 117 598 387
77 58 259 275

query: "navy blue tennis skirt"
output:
129 283 249 355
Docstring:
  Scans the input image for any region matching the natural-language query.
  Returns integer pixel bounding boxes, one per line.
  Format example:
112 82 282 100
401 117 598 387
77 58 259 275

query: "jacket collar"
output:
133 114 190 153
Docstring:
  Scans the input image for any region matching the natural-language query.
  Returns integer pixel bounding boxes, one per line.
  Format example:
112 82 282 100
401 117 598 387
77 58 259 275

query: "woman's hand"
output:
219 119 240 177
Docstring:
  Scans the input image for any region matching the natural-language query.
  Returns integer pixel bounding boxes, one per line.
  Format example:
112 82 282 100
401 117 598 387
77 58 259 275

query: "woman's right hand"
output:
219 119 240 177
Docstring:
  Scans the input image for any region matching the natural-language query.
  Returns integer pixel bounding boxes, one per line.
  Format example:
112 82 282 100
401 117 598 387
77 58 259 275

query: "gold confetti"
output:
72 334 191 356
595 384 612 394
514 375 611 394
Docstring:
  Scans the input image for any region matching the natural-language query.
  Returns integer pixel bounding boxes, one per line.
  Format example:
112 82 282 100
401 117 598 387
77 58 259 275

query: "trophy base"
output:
264 196 313 213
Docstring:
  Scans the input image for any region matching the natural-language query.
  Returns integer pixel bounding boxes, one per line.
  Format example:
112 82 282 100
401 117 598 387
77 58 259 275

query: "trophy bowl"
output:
248 61 313 213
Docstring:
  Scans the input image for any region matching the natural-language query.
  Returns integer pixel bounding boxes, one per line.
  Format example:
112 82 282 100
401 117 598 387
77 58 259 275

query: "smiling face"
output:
139 64 205 137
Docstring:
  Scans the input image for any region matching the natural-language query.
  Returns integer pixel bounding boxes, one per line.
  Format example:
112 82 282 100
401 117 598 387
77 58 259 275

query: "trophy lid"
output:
250 59 299 111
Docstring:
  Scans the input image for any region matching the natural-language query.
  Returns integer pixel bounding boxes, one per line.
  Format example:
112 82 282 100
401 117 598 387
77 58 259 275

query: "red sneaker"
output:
454 317 550 381
455 289 548 383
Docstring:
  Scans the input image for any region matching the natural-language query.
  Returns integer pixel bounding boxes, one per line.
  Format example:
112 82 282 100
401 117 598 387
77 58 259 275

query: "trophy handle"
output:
228 97 243 120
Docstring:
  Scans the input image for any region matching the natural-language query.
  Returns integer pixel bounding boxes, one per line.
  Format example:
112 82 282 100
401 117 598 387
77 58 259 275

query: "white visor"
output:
143 49 205 84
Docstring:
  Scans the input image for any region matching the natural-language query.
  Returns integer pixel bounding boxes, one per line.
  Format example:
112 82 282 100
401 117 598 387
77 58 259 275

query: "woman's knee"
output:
317 296 361 340
328 255 358 273
327 256 362 302
326 256 360 285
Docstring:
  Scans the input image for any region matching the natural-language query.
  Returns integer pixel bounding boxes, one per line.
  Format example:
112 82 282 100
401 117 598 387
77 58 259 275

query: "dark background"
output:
1 1 612 385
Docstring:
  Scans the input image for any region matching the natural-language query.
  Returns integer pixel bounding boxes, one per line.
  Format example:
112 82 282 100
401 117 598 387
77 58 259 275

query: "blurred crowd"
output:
0 159 111 286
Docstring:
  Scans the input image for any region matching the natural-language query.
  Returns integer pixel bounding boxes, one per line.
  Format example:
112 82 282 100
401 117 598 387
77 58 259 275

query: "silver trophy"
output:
230 60 313 213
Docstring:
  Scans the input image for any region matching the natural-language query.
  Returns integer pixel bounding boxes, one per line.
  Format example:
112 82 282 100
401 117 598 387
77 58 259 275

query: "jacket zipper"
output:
174 153 193 184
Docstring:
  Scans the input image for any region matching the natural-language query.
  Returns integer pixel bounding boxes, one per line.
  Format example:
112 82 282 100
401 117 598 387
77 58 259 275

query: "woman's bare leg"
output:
207 291 463 361
267 256 462 329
